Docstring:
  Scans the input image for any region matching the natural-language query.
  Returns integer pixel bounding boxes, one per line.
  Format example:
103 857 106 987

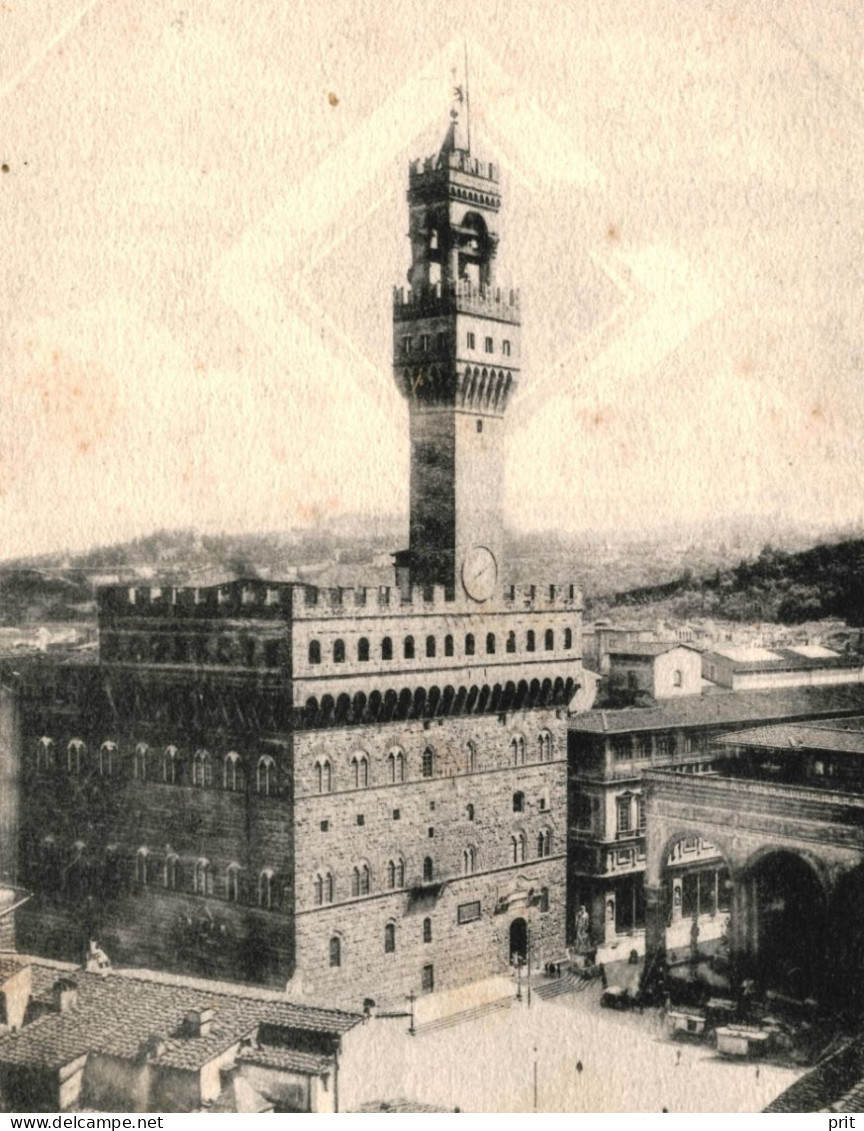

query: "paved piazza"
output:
347 982 803 1113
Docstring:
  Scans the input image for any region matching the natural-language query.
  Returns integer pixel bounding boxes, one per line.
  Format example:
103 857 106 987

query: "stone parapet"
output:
393 281 520 325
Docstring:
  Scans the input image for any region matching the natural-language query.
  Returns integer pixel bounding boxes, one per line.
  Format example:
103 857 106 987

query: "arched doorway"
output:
651 833 734 1002
744 850 827 1001
509 917 527 965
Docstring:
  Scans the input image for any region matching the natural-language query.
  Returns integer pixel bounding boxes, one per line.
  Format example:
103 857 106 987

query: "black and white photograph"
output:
1 0 863 1115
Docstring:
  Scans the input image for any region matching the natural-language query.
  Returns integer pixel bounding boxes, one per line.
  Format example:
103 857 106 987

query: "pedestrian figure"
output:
576 1060 583 1075
599 962 607 989
675 1049 681 1066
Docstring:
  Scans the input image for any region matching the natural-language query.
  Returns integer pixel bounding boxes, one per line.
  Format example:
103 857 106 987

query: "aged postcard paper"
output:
0 0 862 1117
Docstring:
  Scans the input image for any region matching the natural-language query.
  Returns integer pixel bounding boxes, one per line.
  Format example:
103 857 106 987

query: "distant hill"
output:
2 524 863 631
601 540 864 627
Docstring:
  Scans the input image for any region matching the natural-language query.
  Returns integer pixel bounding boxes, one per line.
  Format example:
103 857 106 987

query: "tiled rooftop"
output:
0 964 362 1073
608 642 702 658
717 717 864 756
568 684 864 736
236 1044 333 1075
765 1034 864 1113
704 646 858 672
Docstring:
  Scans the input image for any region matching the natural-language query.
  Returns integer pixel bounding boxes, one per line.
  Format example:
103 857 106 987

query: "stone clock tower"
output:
393 108 520 601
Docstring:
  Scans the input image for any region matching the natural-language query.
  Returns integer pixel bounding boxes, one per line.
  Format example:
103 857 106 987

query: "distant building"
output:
567 683 864 957
643 709 864 1011
605 642 703 700
702 644 863 692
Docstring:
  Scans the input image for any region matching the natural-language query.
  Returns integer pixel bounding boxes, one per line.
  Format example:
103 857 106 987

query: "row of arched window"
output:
103 632 282 669
309 732 552 794
509 829 554 863
308 627 574 666
34 739 279 796
37 837 282 909
313 834 549 907
326 916 435 968
314 854 442 904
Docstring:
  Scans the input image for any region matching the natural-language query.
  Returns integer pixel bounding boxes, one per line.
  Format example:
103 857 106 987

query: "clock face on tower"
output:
461 546 498 603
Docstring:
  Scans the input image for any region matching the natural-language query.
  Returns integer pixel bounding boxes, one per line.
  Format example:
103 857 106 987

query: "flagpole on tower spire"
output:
464 39 471 153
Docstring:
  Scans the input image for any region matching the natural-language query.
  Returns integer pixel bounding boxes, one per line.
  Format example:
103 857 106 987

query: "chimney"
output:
183 1007 214 1037
52 978 78 1013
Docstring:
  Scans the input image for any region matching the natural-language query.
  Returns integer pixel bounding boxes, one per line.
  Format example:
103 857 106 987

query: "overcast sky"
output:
2 0 863 558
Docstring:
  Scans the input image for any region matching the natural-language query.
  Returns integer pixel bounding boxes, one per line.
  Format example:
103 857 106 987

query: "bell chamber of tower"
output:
393 110 520 598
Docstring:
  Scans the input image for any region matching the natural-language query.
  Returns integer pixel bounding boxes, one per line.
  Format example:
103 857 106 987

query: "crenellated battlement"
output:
410 151 499 185
292 582 580 618
97 579 581 622
393 281 520 325
97 580 294 621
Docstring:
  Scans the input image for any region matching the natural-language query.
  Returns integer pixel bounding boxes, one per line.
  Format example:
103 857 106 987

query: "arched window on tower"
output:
382 637 393 661
423 856 434 883
258 869 275 910
333 639 345 664
135 848 149 886
511 832 527 864
510 735 526 766
352 752 369 788
134 743 148 781
224 751 244 791
538 730 553 761
466 741 477 772
421 747 434 778
462 846 476 875
315 871 335 906
194 858 212 895
226 863 241 902
423 917 433 943
564 628 573 650
329 936 341 967
67 740 86 776
444 635 454 657
352 863 371 897
426 635 436 658
486 632 496 655
162 745 178 785
164 853 178 890
315 759 333 794
308 640 321 665
465 633 475 656
36 737 54 771
357 637 370 662
545 629 555 651
404 635 415 660
387 747 405 783
526 630 536 653
96 741 114 776
192 749 211 788
257 755 276 796
384 922 396 954
506 631 516 653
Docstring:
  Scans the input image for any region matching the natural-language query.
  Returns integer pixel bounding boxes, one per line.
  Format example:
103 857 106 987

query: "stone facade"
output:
0 113 585 1012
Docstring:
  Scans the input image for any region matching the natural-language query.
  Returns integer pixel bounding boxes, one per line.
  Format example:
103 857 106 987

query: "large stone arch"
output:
644 769 864 1007
734 846 830 1002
